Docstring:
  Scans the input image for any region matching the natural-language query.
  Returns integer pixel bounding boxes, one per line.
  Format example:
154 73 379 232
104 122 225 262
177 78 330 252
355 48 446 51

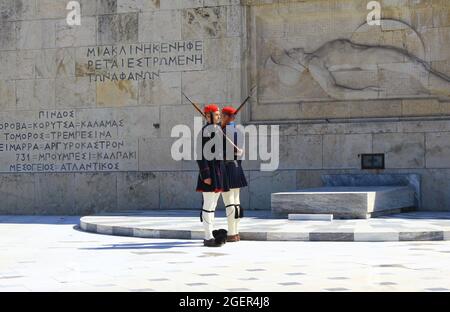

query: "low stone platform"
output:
80 210 450 242
272 186 415 219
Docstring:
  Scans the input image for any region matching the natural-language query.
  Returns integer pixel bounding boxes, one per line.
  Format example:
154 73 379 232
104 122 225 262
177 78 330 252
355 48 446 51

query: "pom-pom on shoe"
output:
212 229 228 245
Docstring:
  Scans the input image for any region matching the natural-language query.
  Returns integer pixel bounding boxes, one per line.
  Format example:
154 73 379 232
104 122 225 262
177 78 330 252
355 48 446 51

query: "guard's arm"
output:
197 133 211 180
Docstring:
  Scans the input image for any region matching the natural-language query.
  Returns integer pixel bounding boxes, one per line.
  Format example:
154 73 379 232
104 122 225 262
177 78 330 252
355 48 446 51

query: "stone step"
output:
79 210 450 242
272 186 416 219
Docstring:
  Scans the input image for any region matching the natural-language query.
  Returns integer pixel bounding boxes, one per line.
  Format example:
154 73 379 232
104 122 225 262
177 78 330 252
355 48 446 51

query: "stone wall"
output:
0 0 450 214
0 0 247 214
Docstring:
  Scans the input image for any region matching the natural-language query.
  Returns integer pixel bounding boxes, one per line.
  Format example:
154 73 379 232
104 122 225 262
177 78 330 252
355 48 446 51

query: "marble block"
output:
322 174 421 209
288 214 333 221
272 186 416 219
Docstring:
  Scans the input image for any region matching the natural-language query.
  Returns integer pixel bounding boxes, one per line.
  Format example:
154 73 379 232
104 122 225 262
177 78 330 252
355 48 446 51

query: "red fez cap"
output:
204 104 219 114
222 106 237 115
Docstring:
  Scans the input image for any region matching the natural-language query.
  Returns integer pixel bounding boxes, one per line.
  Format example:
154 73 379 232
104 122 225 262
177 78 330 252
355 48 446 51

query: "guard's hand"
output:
204 178 212 185
236 148 244 157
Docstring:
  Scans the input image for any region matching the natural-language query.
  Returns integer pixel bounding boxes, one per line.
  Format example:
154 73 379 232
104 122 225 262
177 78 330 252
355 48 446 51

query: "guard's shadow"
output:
72 224 201 250
74 225 202 250
79 241 200 251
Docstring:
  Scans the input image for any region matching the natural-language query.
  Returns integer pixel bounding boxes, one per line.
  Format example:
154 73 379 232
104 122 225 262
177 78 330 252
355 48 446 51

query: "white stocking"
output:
222 189 241 235
233 189 241 234
202 192 220 240
222 191 237 235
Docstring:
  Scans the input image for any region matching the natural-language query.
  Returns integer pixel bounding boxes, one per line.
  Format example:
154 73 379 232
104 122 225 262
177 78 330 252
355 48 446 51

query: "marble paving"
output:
1 216 450 292
79 211 450 242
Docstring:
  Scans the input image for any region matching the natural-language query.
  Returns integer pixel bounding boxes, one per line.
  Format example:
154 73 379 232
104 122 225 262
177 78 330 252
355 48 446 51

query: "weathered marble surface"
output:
79 210 450 242
288 214 333 221
0 0 449 215
271 186 416 219
322 173 421 208
248 0 450 122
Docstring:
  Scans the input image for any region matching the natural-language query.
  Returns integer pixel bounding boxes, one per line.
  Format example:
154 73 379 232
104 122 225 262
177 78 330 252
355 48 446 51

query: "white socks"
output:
201 192 221 240
201 189 242 240
222 189 241 236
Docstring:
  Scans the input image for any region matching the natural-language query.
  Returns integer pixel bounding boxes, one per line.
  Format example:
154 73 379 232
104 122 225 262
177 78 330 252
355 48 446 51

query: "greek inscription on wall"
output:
0 110 138 173
83 40 204 82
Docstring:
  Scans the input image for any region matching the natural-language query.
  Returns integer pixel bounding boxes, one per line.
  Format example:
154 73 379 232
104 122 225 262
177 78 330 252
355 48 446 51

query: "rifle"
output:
235 86 256 115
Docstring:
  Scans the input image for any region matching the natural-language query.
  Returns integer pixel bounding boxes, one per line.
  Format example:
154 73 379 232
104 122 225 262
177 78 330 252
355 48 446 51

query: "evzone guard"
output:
185 91 253 247
218 106 248 243
196 104 230 247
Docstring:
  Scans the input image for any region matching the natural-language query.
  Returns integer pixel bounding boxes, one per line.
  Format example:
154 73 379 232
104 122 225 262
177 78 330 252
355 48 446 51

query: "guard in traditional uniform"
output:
220 106 248 242
197 104 230 247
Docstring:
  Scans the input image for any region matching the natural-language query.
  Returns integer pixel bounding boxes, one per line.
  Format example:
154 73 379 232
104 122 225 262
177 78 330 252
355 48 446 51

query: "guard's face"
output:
222 113 235 125
212 111 221 124
206 111 220 124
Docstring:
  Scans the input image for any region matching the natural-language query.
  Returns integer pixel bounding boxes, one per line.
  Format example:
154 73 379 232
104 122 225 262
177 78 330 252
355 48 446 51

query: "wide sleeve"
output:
197 129 211 180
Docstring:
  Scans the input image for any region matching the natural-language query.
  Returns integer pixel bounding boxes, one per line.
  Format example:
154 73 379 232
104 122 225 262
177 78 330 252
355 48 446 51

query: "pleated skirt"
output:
196 160 230 193
224 160 248 189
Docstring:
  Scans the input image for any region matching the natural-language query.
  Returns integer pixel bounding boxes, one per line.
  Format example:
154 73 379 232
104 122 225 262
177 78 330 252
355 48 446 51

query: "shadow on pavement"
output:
79 241 200 250
0 216 80 225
